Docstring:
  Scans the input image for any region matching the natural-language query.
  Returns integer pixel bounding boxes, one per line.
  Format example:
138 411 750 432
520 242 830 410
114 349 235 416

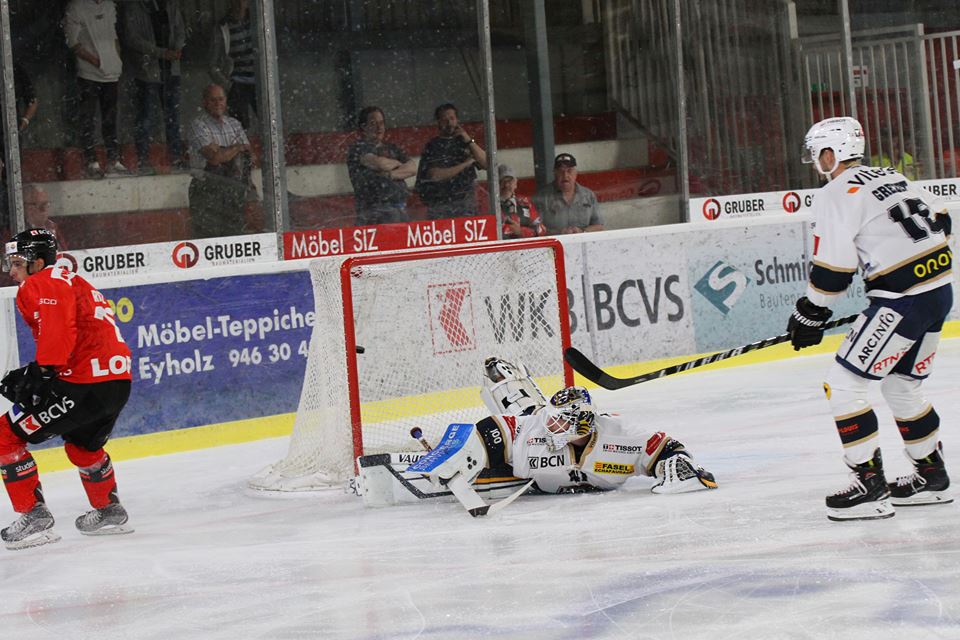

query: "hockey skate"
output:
651 454 718 494
826 449 894 521
888 444 953 507
2 503 61 550
75 502 134 536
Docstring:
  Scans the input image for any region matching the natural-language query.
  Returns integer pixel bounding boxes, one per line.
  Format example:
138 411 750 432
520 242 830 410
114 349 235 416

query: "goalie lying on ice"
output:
416 357 718 495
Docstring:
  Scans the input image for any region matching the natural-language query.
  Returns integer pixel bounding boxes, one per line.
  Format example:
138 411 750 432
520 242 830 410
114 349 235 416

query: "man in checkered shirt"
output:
187 84 254 238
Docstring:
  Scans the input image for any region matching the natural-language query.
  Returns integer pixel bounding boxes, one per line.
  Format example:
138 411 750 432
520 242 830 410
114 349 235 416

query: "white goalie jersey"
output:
806 165 953 307
472 357 716 496
495 411 656 493
361 359 716 512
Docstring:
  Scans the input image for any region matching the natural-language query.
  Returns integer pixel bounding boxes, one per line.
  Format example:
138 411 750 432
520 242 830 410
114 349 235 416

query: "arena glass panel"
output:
1 0 269 278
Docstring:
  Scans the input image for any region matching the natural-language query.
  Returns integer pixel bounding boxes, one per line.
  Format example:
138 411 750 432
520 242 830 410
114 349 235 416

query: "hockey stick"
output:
409 427 534 517
565 314 858 390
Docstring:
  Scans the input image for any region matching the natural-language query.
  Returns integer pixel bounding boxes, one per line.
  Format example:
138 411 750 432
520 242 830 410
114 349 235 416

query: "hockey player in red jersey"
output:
788 116 954 522
0 229 133 549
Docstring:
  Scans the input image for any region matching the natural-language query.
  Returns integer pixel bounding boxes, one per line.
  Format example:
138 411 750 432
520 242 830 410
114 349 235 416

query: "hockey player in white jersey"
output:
789 116 954 522
412 357 717 497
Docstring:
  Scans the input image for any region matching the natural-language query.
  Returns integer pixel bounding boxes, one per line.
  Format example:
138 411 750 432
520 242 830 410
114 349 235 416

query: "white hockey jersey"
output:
806 165 953 306
495 411 654 493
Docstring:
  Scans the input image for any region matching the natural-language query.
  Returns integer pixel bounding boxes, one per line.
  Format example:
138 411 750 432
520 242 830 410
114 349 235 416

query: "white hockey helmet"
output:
802 116 865 176
543 386 597 450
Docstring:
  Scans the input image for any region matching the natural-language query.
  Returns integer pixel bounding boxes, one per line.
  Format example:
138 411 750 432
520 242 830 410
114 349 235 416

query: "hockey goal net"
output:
249 238 573 491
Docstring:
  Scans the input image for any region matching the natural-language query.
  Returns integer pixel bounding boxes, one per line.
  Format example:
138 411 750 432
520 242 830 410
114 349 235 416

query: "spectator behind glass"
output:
64 0 128 178
498 164 545 239
123 0 187 175
869 125 919 180
9 63 38 135
1 63 40 235
209 0 257 130
415 103 487 219
534 153 604 234
187 84 255 239
346 106 416 226
0 185 65 287
23 185 68 251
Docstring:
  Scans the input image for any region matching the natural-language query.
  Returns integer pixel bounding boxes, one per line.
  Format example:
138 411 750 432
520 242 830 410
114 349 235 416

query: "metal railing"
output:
800 25 960 181
601 0 802 203
800 25 935 182
604 4 960 202
923 29 960 178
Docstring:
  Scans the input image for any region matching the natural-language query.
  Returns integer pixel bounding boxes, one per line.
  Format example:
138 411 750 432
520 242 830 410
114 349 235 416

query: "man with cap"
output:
498 164 545 239
534 153 604 234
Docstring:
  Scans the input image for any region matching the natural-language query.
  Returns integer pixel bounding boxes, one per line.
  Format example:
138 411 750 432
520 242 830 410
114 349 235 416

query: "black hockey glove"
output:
937 211 952 237
0 365 28 403
3 362 58 407
788 297 833 351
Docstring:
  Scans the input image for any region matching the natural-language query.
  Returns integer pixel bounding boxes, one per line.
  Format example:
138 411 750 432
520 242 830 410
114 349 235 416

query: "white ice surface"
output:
3 342 960 640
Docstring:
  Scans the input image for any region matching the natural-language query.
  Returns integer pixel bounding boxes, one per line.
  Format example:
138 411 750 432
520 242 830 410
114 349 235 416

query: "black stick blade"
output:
564 347 633 390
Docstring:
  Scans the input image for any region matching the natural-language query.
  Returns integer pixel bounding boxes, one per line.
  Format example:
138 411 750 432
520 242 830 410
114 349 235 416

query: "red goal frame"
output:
338 238 574 462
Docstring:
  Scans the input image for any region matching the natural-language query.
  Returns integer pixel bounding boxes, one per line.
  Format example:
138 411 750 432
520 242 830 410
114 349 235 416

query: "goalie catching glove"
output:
649 437 718 494
0 362 58 407
788 296 833 350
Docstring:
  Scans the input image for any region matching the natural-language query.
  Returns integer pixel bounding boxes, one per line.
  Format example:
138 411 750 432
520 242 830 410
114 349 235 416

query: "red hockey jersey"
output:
500 195 547 239
16 265 132 383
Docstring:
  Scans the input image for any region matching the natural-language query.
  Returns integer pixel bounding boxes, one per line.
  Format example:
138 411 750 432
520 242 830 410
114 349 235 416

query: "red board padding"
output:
283 216 498 260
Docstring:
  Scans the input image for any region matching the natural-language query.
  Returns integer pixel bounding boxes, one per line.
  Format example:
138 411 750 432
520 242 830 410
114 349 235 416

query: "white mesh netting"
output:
249 241 569 491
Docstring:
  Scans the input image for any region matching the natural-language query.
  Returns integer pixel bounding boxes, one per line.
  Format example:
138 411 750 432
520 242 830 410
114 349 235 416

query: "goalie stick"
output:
410 427 534 517
565 314 858 390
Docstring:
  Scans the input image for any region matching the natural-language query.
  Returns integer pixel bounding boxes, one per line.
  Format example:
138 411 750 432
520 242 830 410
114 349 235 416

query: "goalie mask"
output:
802 116 865 177
543 386 596 451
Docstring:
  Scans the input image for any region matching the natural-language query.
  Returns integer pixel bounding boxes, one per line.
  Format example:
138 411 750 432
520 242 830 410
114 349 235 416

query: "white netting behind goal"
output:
249 240 571 491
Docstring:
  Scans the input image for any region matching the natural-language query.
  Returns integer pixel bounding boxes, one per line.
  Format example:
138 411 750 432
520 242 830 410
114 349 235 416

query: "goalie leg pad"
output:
407 423 489 486
481 357 546 417
475 416 511 468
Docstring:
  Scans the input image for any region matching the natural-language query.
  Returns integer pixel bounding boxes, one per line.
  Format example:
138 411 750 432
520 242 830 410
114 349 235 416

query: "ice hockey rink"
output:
3 342 960 640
